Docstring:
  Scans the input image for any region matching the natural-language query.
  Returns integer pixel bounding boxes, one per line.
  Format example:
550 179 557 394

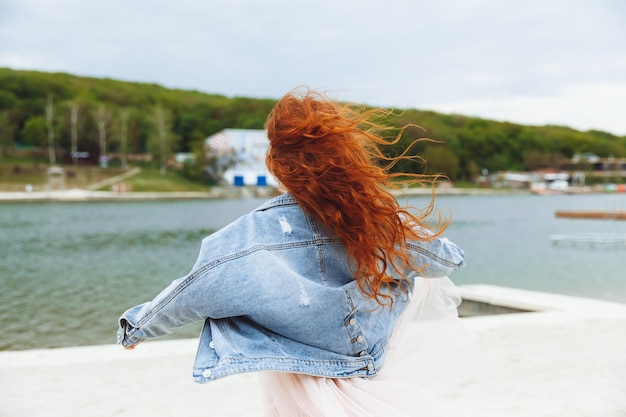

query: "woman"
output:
118 88 466 416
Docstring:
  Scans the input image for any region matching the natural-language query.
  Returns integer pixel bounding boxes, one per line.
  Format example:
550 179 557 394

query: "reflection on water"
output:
1 193 625 350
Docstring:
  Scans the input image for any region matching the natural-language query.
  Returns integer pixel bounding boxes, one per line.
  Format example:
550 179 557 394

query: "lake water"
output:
1 193 625 351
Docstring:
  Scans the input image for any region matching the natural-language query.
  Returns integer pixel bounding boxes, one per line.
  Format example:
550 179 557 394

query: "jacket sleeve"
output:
407 235 465 278
117 271 214 348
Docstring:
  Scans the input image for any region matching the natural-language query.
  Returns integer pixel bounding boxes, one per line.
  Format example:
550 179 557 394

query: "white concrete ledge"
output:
2 286 625 417
459 284 626 315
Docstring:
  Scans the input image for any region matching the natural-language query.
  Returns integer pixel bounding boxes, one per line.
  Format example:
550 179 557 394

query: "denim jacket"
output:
117 193 465 383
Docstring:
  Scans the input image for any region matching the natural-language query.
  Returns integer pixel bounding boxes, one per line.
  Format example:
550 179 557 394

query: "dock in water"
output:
550 233 626 247
555 210 626 220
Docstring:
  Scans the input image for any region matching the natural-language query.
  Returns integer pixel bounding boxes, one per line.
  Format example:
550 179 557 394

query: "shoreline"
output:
0 186 528 203
0 186 280 203
1 183 617 203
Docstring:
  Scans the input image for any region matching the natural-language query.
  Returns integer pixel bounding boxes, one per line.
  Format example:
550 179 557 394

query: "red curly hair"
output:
265 88 446 305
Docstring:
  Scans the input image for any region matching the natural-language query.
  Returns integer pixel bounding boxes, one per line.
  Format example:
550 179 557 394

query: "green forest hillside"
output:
1 67 624 186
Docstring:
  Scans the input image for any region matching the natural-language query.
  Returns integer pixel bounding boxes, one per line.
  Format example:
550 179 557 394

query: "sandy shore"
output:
1 285 625 417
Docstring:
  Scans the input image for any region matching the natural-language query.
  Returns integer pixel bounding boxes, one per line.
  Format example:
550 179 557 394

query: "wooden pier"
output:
555 210 626 220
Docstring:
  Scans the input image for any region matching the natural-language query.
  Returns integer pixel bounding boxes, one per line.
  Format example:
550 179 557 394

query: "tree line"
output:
1 67 624 183
0 68 275 180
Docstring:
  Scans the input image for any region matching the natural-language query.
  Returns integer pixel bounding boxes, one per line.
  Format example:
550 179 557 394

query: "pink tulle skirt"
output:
260 277 472 417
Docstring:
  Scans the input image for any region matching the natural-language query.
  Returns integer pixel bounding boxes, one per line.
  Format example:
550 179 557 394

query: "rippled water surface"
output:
1 193 625 350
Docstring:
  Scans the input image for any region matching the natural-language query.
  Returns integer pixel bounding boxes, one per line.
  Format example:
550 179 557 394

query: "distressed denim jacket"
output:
117 193 465 383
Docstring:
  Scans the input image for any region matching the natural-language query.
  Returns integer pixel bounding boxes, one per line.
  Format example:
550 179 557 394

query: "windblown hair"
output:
265 88 447 306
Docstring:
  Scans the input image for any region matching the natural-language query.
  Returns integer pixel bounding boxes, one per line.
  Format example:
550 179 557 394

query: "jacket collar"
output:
255 193 297 211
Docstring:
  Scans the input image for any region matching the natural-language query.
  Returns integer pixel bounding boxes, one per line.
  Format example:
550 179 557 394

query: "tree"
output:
21 116 47 147
93 105 112 167
523 150 550 171
69 102 80 164
148 105 177 175
119 108 129 169
203 147 240 184
181 138 213 184
0 111 16 161
45 94 56 165
421 145 460 178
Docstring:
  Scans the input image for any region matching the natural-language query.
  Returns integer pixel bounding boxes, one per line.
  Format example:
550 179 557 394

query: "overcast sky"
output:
1 0 625 135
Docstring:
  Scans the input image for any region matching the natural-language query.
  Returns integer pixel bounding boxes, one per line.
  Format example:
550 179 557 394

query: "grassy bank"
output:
123 167 212 192
0 161 212 193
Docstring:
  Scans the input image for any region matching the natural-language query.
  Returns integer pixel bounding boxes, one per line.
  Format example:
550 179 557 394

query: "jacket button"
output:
359 350 367 357
209 341 215 349
367 363 375 371
202 369 212 378
356 335 364 343
349 318 357 326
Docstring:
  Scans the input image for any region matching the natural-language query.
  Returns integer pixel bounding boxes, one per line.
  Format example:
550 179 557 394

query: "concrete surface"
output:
1 285 625 417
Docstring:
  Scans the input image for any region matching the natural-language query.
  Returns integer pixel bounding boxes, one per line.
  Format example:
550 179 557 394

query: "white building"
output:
205 129 278 187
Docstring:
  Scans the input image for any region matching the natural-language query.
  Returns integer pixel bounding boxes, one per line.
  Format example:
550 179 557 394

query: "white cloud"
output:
424 82 626 135
1 0 625 135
